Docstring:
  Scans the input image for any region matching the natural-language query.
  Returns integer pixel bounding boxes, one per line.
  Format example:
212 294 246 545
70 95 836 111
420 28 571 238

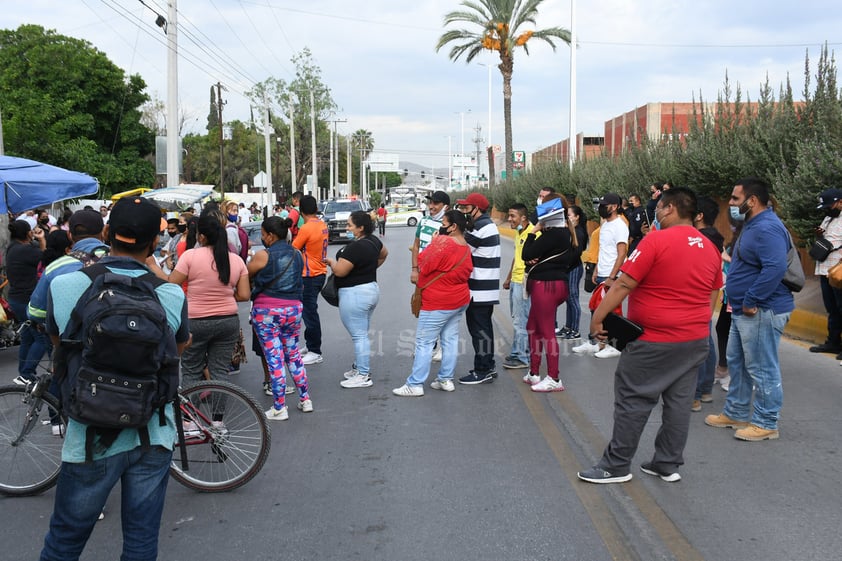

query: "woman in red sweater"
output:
393 210 473 396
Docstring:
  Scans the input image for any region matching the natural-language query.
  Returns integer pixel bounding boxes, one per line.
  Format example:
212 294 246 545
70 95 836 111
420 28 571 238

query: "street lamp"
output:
456 109 471 189
477 62 492 179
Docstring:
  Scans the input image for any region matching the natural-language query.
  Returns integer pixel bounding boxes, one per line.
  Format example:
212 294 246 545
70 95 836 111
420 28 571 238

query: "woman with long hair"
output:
169 213 250 382
5 220 46 385
392 210 473 396
559 204 588 339
522 195 578 392
39 230 73 276
325 210 388 389
248 216 312 420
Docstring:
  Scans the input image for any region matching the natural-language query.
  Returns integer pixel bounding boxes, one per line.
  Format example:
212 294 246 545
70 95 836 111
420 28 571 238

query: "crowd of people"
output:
0 176 822 559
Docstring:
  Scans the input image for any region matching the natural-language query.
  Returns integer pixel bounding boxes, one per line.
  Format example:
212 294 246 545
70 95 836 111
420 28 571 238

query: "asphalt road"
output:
3 225 842 561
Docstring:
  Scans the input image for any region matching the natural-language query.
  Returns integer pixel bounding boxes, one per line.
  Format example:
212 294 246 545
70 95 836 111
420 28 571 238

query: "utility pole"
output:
0 109 4 156
309 89 318 198
262 91 272 205
288 102 296 192
346 135 351 188
329 119 347 198
166 0 179 188
352 131 371 199
216 81 226 190
472 123 483 188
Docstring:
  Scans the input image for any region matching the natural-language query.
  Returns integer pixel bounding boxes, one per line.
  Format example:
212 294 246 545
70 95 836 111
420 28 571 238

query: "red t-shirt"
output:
620 225 722 342
417 236 473 311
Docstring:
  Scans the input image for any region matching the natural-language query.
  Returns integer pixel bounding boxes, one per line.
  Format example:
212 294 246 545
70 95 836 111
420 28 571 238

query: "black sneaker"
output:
810 342 841 354
577 466 632 484
640 462 681 482
458 370 494 385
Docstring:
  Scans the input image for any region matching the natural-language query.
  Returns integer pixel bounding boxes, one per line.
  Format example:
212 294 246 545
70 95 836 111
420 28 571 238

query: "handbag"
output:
828 260 842 289
321 274 339 307
523 250 569 299
230 328 248 368
808 236 841 262
603 312 644 351
583 262 597 293
410 247 470 317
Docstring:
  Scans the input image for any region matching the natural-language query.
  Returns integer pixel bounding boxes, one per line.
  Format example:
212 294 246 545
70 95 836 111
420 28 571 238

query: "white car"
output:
385 208 425 227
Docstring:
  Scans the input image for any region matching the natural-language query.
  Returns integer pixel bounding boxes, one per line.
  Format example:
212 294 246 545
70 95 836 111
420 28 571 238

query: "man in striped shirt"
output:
456 193 501 385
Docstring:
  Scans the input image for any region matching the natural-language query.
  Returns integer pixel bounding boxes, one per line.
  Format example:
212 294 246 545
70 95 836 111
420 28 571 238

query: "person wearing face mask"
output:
224 201 249 262
573 193 628 359
705 177 794 442
455 193 501 385
808 188 842 357
410 190 451 362
325 211 389 389
501 203 535 370
529 186 556 224
392 210 473 396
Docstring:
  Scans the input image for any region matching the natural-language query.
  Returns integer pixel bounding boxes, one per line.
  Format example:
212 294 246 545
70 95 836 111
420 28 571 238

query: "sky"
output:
3 0 842 170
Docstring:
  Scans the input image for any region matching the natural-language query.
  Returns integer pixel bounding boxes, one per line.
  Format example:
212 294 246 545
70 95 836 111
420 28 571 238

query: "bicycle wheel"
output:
170 380 270 492
0 385 64 496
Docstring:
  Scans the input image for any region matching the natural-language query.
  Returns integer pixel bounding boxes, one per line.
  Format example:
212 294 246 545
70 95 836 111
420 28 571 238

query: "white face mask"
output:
432 208 446 220
536 198 543 206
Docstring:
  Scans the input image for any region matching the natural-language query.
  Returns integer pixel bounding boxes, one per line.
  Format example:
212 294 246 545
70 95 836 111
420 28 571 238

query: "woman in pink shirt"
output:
170 213 250 383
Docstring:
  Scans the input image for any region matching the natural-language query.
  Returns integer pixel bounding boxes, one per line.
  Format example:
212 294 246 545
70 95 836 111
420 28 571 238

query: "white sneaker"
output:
572 341 600 354
285 384 296 395
594 345 621 359
431 347 443 362
297 398 313 412
265 406 289 420
522 373 540 385
720 375 730 392
343 367 360 379
531 376 565 392
392 384 424 397
341 374 373 388
301 352 323 365
430 379 455 392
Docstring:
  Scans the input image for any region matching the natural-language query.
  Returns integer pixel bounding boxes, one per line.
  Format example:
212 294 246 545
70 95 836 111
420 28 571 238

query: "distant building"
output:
603 102 715 157
532 134 605 166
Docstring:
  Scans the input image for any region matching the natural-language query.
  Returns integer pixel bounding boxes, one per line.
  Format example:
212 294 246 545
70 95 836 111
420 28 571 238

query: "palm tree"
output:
436 0 571 183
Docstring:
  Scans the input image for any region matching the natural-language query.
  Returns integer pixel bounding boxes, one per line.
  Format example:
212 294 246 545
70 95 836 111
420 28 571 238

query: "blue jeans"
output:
40 446 172 561
565 263 583 332
724 309 790 430
407 305 468 385
302 275 325 355
9 298 50 381
508 282 530 363
338 282 379 376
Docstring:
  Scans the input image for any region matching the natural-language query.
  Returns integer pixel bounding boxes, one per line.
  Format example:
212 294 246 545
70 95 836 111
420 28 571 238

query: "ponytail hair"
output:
197 214 231 285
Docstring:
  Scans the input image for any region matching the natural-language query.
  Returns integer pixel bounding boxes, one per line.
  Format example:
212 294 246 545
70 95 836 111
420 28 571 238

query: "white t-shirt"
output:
597 217 629 277
816 215 842 276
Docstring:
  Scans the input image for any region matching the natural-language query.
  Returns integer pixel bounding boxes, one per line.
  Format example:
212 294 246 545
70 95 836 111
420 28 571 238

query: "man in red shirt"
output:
578 187 722 484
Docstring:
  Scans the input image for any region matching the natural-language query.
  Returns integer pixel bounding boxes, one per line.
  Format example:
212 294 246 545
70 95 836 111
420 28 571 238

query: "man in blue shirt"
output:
40 197 190 561
705 177 794 442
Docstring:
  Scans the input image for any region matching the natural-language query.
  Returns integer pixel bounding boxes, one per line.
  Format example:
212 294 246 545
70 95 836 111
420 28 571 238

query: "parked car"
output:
322 199 371 242
385 207 425 227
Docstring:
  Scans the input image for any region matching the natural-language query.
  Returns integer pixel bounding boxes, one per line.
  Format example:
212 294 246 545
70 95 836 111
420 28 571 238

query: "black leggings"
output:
715 308 731 367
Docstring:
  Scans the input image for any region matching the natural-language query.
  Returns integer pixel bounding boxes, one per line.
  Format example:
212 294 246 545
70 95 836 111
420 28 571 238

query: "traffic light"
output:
403 168 408 178
420 170 425 179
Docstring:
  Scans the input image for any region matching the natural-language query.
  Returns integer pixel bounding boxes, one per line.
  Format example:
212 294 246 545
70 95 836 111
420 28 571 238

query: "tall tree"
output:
436 0 571 182
0 24 155 194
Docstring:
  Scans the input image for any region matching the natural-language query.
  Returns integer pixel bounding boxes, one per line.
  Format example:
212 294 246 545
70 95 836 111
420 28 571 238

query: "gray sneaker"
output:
502 356 528 369
577 466 632 484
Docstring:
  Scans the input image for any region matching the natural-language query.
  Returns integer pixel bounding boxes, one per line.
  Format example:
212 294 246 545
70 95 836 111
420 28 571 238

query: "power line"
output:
208 0 275 79
237 0 294 78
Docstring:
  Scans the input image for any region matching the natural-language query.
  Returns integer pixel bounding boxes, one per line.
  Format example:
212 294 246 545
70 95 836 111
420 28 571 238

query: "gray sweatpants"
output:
597 337 708 474
180 315 241 384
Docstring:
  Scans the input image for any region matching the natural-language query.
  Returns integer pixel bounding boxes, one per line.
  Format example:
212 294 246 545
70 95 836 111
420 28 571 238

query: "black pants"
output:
715 308 731 368
465 301 495 374
820 275 842 344
378 220 386 235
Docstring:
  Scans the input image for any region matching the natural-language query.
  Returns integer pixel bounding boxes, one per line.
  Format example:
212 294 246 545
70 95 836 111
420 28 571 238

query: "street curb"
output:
496 224 827 345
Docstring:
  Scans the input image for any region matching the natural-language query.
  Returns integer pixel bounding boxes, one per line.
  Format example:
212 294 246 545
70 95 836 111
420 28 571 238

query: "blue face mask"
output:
516 223 523 232
652 217 661 231
729 205 745 222
227 214 238 223
345 231 355 240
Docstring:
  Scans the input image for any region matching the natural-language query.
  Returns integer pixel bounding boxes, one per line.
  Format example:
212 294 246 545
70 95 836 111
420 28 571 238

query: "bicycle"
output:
0 370 271 496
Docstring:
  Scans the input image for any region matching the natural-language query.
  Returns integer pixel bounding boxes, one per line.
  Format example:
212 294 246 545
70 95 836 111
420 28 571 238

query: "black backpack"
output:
54 263 180 461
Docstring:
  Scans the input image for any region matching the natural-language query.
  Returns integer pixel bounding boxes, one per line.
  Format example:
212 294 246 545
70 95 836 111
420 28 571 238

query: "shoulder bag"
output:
735 230 804 293
522 250 569 299
828 260 842 289
809 236 842 262
411 246 470 317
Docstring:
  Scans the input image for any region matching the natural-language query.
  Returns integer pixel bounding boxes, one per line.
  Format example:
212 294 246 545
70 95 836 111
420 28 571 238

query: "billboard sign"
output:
366 152 400 172
512 151 526 169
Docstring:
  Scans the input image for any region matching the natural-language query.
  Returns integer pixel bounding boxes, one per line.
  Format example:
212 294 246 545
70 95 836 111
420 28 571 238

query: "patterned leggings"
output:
251 303 309 409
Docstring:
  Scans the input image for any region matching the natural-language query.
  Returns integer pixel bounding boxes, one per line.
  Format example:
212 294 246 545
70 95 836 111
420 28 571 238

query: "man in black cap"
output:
810 188 842 356
40 197 189 561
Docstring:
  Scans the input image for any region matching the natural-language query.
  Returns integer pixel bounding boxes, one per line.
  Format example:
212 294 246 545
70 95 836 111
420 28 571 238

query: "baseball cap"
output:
425 190 451 205
108 197 166 246
456 192 490 212
68 209 104 237
598 193 622 206
817 188 842 209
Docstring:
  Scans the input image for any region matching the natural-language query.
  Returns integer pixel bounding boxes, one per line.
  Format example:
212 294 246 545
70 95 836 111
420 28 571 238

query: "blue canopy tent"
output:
0 155 99 215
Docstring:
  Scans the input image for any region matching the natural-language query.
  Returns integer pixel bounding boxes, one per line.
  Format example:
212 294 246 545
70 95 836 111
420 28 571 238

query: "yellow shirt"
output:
511 223 536 283
581 226 600 264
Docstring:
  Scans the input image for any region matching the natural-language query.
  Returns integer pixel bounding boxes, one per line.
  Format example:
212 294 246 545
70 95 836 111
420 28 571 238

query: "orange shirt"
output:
292 217 328 277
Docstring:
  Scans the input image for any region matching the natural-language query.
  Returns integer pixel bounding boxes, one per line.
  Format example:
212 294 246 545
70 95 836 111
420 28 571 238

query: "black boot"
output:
810 340 842 353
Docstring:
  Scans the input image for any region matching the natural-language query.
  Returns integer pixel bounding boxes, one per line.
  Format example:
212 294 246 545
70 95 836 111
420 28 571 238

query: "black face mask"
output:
826 208 841 218
439 226 451 236
597 205 611 219
177 223 187 233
